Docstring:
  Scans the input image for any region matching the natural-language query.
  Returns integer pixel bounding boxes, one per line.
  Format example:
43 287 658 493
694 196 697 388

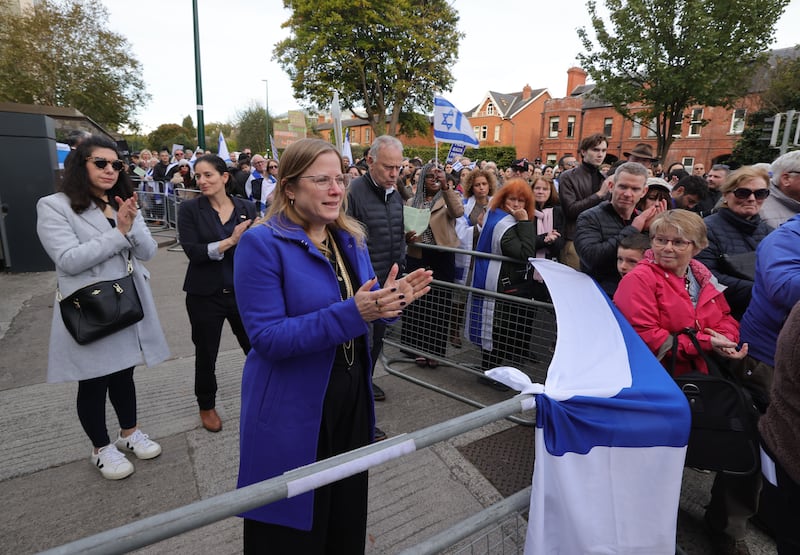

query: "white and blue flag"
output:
218 131 231 162
487 259 690 554
343 129 353 164
56 142 70 169
434 96 479 147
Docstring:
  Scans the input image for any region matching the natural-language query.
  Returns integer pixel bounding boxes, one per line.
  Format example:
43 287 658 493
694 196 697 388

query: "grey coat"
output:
36 192 170 383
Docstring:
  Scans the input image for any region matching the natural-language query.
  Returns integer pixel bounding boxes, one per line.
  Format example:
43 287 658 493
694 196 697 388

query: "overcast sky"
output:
104 0 800 134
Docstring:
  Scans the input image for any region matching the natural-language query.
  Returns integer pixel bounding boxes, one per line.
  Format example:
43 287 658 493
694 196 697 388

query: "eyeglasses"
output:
731 188 770 200
87 157 125 172
268 165 278 169
300 174 350 189
652 236 694 250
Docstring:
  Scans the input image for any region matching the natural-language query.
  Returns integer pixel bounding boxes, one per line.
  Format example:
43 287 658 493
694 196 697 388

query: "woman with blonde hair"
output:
233 139 432 552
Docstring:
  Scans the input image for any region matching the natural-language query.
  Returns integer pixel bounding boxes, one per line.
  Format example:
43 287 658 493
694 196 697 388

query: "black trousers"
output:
759 444 800 554
243 359 371 554
401 254 454 358
482 299 535 370
186 291 251 410
77 367 136 448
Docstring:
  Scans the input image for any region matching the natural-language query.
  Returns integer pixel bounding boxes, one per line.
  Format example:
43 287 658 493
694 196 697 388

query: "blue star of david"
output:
440 110 454 130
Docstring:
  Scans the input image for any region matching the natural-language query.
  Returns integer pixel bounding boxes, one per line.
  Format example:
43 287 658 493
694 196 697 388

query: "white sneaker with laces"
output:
91 444 134 480
115 429 162 460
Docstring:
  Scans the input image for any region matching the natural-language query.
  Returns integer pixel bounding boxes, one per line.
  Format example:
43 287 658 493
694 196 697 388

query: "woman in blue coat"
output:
233 139 432 553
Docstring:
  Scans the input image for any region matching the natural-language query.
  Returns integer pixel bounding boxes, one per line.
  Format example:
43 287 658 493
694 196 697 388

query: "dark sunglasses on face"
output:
87 157 125 172
732 188 770 200
268 165 278 169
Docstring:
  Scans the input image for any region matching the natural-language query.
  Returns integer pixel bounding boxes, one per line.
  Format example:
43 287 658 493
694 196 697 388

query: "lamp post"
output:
192 0 205 149
262 79 270 157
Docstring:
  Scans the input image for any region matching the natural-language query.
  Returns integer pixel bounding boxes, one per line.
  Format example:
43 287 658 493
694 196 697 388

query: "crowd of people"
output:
37 131 800 553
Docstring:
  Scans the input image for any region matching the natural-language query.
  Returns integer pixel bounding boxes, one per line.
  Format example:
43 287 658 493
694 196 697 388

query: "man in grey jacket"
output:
346 135 406 440
760 150 800 229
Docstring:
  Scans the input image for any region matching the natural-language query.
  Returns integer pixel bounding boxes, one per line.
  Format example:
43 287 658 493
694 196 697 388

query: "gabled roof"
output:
469 88 548 119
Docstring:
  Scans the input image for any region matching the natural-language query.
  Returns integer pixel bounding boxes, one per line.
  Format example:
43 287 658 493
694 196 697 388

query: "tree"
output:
760 47 800 112
577 0 789 161
0 0 149 131
729 110 778 165
234 103 272 155
147 124 193 153
274 0 461 137
182 115 198 143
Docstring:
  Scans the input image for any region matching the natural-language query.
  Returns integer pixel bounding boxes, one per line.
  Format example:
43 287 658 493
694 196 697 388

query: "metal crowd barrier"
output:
131 178 198 249
382 243 556 426
40 395 535 555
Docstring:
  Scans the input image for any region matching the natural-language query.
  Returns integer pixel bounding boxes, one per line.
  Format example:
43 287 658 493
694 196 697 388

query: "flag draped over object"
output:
487 259 690 554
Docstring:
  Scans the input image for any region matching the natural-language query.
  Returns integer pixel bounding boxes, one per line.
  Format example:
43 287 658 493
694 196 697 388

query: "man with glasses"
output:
574 162 665 296
761 150 800 228
346 136 406 441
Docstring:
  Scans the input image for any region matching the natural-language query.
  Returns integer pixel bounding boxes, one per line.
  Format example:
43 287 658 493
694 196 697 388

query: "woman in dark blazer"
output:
178 154 257 432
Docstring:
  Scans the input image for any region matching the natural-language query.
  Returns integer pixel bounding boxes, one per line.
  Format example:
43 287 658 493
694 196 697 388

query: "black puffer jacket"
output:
346 173 406 283
574 201 641 297
696 208 772 320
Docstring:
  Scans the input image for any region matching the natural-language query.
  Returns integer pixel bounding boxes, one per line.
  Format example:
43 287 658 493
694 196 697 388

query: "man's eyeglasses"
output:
87 157 125 172
732 188 770 200
300 174 350 189
652 236 694 250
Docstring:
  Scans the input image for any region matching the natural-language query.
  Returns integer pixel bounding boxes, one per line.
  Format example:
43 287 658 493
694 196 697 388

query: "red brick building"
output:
540 67 760 171
463 85 550 161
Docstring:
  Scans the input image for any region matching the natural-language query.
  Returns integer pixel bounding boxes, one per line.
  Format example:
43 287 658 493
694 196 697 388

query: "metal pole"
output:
262 79 270 157
192 0 205 150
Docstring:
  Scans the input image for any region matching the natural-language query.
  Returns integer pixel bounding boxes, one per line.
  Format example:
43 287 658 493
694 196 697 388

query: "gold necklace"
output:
327 230 355 367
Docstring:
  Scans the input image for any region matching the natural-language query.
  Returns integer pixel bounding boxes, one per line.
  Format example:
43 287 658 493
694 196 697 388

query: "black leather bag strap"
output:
669 327 736 381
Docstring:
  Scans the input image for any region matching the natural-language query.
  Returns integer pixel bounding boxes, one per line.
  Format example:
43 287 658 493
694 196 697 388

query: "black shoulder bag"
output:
58 252 144 345
668 328 760 476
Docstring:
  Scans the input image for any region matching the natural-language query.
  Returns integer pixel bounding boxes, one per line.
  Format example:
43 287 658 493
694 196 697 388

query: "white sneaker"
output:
115 429 162 460
91 444 134 480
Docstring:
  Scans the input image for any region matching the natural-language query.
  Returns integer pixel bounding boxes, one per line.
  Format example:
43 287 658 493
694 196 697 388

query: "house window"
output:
474 126 480 138
549 116 560 138
682 157 695 169
567 116 576 138
631 117 642 138
647 118 657 137
494 125 501 142
487 102 494 116
546 154 558 166
365 128 371 143
604 118 613 138
480 126 488 140
689 108 704 136
730 109 747 134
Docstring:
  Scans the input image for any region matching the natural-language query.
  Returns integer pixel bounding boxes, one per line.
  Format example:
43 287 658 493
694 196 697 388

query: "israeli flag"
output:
487 259 690 554
434 96 479 147
218 131 231 162
56 142 70 169
270 135 279 162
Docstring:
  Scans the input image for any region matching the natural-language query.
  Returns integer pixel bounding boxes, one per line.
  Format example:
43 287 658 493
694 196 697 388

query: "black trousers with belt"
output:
186 290 251 410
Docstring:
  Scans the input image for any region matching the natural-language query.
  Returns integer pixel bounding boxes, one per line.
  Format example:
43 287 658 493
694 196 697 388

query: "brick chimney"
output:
566 67 587 96
522 84 532 100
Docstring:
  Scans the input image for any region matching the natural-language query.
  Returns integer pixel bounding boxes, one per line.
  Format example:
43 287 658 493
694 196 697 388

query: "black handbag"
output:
58 253 144 345
668 328 760 475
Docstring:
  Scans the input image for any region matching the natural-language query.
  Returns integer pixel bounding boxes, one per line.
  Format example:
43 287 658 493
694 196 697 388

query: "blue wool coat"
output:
233 216 382 529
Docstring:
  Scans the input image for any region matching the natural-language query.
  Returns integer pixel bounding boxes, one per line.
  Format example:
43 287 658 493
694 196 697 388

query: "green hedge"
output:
402 145 517 168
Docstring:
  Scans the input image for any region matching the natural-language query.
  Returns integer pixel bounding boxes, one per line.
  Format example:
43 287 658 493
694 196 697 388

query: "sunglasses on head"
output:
87 157 125 172
732 188 770 200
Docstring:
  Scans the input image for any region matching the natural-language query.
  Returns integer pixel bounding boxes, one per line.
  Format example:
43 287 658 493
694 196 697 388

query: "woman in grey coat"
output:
36 136 170 480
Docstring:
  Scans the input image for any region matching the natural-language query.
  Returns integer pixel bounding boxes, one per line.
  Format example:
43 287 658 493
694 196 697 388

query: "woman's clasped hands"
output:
355 263 433 322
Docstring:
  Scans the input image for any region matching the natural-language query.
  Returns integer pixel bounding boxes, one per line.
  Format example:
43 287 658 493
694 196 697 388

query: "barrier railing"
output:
382 243 556 425
39 395 534 555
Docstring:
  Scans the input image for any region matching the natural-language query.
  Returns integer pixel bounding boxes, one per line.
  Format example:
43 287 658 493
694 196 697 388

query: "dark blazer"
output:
179 195 257 295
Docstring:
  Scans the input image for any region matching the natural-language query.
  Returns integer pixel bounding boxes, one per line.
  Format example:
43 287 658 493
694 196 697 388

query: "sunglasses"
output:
268 165 278 169
732 188 770 200
87 157 125 172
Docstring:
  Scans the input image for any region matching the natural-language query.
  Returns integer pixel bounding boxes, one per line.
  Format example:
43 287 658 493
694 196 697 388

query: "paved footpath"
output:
0 240 776 554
